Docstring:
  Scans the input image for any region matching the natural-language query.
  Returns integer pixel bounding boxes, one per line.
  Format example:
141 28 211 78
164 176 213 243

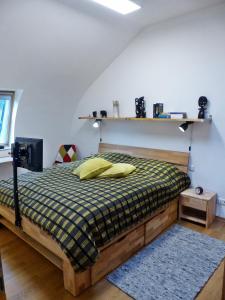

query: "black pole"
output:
13 143 22 228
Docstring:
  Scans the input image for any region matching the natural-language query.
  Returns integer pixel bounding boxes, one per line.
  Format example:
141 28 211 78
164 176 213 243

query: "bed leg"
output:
63 259 91 296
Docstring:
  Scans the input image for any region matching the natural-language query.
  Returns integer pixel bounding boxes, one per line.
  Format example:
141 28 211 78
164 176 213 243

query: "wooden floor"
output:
1 219 225 300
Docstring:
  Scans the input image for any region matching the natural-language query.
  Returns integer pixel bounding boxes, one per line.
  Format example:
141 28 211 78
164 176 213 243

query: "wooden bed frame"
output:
0 143 189 296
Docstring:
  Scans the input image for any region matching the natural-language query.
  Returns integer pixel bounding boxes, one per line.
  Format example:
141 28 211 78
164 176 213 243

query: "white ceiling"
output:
58 0 225 32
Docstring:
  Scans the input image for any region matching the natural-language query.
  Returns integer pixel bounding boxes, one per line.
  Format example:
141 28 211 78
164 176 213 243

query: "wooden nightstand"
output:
179 188 216 228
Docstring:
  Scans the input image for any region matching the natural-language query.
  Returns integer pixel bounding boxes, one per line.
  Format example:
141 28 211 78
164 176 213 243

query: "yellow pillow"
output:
98 163 136 178
72 158 112 180
72 167 80 176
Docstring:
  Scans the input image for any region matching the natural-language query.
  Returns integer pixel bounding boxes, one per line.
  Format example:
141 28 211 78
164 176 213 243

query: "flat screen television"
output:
12 137 43 172
12 137 43 227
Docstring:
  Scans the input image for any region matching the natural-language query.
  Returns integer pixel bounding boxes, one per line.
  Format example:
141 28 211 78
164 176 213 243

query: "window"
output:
0 91 14 147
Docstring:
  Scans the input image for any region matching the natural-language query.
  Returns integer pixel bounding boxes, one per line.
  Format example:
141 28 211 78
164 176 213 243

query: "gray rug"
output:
107 224 225 300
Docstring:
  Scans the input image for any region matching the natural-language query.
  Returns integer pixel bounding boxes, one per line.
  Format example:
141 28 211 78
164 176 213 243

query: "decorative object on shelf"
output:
92 111 97 118
158 113 171 119
113 100 120 118
153 103 163 118
195 186 204 195
93 119 102 128
135 97 146 118
198 96 208 119
169 112 187 119
179 121 193 132
100 110 107 118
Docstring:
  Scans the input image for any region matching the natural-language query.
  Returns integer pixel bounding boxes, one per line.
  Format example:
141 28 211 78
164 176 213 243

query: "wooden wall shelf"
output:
78 116 210 123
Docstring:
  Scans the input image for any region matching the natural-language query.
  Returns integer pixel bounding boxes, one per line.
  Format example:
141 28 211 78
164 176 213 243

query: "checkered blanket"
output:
0 153 190 271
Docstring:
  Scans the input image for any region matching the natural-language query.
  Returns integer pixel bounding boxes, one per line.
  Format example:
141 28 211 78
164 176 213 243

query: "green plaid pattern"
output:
0 153 190 271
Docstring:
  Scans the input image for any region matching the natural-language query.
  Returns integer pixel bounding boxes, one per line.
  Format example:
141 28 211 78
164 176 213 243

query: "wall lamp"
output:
93 119 102 128
178 122 194 132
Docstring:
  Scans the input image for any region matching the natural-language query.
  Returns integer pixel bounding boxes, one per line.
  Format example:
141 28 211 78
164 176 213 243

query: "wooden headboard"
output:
99 143 189 173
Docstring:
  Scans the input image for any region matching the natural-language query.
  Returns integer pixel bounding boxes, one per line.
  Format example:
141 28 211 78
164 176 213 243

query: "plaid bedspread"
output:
0 152 190 271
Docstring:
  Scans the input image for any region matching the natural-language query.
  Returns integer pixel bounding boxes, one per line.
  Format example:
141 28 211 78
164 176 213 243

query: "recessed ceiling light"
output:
92 0 141 15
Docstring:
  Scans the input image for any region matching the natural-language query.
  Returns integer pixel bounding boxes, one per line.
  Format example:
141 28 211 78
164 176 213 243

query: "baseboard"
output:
216 216 225 223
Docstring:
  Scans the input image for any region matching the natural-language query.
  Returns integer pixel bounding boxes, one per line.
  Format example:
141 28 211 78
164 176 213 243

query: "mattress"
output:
0 152 190 271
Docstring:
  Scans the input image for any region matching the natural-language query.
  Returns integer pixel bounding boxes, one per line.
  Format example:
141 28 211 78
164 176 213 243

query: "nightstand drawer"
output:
92 225 144 284
180 196 207 211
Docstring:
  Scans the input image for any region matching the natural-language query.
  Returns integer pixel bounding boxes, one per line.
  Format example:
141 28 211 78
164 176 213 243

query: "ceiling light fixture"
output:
92 0 141 15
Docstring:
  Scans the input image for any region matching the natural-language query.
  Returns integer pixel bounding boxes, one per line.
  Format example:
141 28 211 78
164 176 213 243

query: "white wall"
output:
0 164 12 180
73 4 225 216
0 0 140 179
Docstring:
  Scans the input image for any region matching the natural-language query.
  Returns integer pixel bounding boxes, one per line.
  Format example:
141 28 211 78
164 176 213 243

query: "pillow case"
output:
72 158 112 180
98 163 136 178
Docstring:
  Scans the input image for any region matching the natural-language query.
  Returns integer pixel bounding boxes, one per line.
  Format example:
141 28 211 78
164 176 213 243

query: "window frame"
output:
0 91 15 148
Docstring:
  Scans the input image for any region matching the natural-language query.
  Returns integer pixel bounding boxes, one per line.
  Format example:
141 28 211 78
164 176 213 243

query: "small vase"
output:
113 100 120 118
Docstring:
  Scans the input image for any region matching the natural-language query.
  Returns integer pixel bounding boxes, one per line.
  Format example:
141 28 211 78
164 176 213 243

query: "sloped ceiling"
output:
1 0 224 103
59 0 225 31
0 0 138 101
56 0 225 101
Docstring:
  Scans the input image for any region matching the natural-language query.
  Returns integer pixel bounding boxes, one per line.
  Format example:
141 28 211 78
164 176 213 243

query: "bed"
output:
0 143 190 296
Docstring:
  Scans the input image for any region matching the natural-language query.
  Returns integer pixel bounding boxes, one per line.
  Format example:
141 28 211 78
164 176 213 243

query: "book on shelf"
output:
158 113 171 119
169 112 187 119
